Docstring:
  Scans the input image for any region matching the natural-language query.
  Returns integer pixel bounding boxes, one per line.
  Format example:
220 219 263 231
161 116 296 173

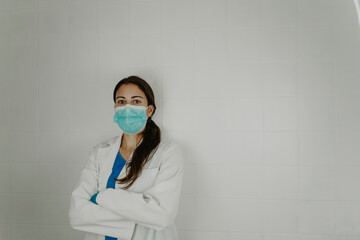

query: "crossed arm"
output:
69 143 184 237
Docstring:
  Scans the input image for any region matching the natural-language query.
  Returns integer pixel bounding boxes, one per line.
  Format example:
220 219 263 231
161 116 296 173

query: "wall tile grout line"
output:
297 0 301 236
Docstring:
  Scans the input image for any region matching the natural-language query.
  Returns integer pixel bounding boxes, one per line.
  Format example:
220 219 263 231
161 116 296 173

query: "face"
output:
114 83 154 118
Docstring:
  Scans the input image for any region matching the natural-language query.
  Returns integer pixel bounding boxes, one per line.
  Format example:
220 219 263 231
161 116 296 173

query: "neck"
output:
121 133 143 151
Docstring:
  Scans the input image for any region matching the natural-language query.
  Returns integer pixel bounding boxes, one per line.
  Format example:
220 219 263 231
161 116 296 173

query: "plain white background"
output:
1 0 360 239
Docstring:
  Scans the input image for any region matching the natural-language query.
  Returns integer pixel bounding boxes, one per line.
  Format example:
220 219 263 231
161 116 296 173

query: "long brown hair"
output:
113 76 161 189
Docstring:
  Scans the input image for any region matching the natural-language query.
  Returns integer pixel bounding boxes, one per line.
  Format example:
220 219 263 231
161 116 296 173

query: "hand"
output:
90 191 99 205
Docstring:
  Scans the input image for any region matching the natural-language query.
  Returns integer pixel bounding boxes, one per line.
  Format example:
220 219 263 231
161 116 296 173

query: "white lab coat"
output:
68 133 184 240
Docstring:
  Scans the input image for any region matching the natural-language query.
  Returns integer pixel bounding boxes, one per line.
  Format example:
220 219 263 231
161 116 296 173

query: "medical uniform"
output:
69 134 184 240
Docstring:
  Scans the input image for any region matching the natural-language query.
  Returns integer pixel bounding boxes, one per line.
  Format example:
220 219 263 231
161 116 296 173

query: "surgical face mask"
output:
113 104 150 135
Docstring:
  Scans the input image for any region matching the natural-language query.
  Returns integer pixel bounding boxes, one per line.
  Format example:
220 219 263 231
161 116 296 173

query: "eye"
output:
117 100 125 104
134 100 141 104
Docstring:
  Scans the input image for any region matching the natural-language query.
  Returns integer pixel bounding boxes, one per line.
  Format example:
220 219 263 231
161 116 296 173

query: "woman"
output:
69 76 184 240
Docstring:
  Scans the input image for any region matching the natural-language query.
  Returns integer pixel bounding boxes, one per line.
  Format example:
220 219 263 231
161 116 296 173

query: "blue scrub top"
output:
106 151 127 189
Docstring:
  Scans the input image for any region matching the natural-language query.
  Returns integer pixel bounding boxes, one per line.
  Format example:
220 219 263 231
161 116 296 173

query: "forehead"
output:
116 83 146 98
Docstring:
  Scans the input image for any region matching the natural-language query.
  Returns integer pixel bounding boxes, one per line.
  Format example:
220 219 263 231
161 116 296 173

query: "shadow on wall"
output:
354 0 360 26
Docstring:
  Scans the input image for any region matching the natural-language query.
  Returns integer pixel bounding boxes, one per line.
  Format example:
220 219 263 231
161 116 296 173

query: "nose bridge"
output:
114 104 147 113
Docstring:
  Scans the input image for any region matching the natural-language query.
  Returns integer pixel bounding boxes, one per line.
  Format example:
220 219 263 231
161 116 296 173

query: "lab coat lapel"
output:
98 134 122 188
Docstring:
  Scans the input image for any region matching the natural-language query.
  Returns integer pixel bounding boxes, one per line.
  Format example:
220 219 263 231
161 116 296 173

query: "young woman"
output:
69 76 184 240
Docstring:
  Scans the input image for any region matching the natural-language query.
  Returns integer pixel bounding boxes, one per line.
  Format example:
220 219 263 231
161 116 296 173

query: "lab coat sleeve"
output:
96 143 184 231
69 145 136 239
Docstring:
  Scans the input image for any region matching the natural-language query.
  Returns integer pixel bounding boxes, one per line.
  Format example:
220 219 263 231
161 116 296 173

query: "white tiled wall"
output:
1 0 360 239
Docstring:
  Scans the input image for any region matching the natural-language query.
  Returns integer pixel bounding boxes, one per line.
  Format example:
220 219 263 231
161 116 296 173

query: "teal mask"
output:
113 104 150 134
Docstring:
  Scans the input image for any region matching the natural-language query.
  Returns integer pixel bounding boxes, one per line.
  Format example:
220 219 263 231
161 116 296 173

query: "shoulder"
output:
88 135 120 156
160 141 182 155
153 140 182 158
98 135 120 148
141 139 183 169
157 140 184 169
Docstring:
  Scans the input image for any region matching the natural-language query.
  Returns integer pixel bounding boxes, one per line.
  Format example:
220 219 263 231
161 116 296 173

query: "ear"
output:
147 105 155 117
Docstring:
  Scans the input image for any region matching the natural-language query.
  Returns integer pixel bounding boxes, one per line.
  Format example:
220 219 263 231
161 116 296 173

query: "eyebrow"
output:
116 96 144 99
